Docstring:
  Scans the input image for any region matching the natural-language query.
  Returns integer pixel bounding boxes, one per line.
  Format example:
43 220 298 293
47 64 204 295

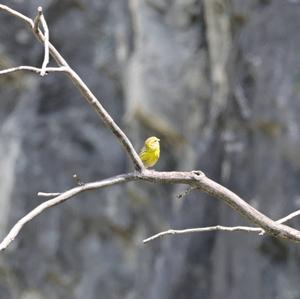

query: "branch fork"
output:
0 5 300 252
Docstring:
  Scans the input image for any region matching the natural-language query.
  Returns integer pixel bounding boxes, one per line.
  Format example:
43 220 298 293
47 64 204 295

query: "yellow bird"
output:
139 136 160 168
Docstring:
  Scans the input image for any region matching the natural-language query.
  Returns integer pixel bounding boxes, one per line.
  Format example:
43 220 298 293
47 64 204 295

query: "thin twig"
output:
37 7 49 76
277 209 300 224
72 174 84 186
33 6 42 33
37 192 61 197
177 186 197 199
143 207 300 243
0 66 67 75
143 226 262 243
0 4 33 27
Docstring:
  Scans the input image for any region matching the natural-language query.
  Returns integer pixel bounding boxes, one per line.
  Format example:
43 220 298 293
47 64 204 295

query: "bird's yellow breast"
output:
139 145 160 168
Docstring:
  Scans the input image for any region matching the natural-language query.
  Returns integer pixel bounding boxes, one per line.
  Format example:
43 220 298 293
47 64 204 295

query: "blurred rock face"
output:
0 0 300 298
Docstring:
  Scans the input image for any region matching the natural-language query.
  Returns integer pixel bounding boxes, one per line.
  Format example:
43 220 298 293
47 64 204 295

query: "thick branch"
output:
1 170 300 251
138 170 300 242
194 175 300 242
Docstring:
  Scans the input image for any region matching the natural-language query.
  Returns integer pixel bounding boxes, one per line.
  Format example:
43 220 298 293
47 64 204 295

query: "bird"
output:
139 136 160 168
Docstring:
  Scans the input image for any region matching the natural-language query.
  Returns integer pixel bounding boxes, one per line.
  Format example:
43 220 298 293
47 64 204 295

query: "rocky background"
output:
0 0 300 298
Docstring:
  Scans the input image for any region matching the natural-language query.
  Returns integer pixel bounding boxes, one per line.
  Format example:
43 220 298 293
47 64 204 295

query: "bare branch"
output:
143 225 262 243
0 173 137 251
143 200 300 243
0 66 67 75
33 6 42 33
277 209 300 224
66 68 144 171
33 7 49 75
37 192 61 197
0 4 33 28
1 5 300 252
0 4 144 171
191 174 300 242
2 169 300 251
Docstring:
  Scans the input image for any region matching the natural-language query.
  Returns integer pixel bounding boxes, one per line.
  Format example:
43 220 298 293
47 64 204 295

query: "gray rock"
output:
0 0 300 298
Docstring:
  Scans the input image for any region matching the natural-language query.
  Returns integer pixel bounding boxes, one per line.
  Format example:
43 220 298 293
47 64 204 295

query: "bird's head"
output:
145 136 160 150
